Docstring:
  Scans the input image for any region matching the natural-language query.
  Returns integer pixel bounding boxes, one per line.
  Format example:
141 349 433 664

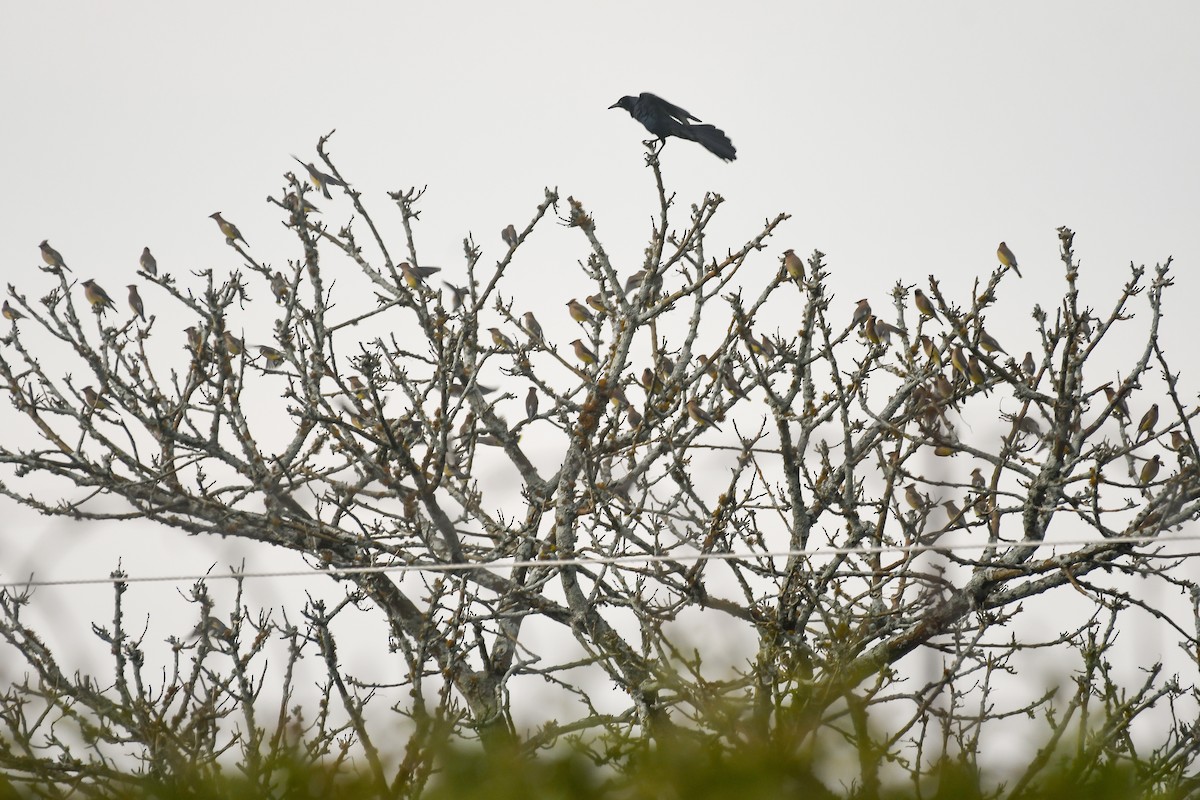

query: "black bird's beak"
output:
608 101 620 109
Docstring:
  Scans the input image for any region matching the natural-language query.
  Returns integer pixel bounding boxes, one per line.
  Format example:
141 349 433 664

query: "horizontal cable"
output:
0 533 1193 590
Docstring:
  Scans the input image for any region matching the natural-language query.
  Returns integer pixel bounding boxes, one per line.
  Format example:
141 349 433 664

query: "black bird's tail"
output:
672 122 737 161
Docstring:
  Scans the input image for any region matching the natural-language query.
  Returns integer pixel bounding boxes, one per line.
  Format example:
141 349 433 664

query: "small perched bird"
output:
489 327 515 351
971 468 986 490
501 224 518 248
347 376 369 400
525 387 538 421
609 92 737 161
210 212 248 245
977 329 1006 354
626 405 644 428
82 280 115 314
1102 385 1130 420
185 326 204 354
293 156 346 199
258 346 285 367
39 240 70 272
269 271 289 304
2 300 24 321
522 311 543 339
139 246 157 276
782 248 805 282
904 483 927 511
686 398 722 430
586 294 609 314
283 192 319 215
1138 405 1159 438
1021 351 1036 379
951 346 970 381
222 331 244 356
127 285 145 321
571 339 598 365
920 335 942 366
1140 454 1163 486
567 299 595 324
851 298 872 328
82 385 110 410
913 289 939 322
997 241 1021 277
967 355 986 386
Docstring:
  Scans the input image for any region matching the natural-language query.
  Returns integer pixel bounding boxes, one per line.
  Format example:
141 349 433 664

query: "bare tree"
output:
1 134 1198 796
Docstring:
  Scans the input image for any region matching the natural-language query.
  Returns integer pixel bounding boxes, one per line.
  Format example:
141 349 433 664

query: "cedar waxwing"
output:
1140 454 1162 486
283 192 319 215
567 299 595 324
489 328 515 351
997 242 1021 277
522 311 543 339
978 329 1006 354
686 398 721 430
586 294 609 314
943 500 963 524
1169 431 1187 452
722 361 745 397
347 376 369 400
185 326 203 354
443 282 469 311
293 156 347 200
1102 385 1130 420
1013 415 1042 437
399 262 440 288
851 298 872 327
82 385 110 410
269 271 289 304
758 334 777 358
904 483 926 511
623 270 647 293
913 289 939 322
82 280 115 314
951 346 970 381
864 316 882 345
967 356 986 386
40 240 71 272
1021 351 1036 379
641 368 657 394
139 246 157 276
610 383 630 408
258 346 285 367
525 387 538 421
502 224 518 248
222 331 244 356
876 319 902 345
697 354 718 380
1138 405 1159 438
571 339 597 365
745 330 766 355
920 335 943 367
782 248 804 282
971 468 986 490
210 212 248 245
193 616 234 642
2 300 24 321
934 372 955 403
127 285 145 322
626 405 643 428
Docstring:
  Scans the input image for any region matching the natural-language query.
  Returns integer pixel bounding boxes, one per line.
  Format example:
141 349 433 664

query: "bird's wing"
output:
640 92 700 124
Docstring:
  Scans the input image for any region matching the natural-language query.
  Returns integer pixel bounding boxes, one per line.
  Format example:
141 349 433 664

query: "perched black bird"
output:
609 92 736 161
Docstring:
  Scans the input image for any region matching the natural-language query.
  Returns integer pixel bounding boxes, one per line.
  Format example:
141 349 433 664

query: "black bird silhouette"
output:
609 92 736 161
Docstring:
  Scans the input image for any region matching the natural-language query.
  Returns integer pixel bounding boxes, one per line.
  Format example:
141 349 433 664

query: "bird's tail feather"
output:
673 122 737 161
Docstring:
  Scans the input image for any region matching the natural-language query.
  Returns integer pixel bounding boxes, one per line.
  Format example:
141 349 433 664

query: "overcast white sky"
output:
2 3 1198 684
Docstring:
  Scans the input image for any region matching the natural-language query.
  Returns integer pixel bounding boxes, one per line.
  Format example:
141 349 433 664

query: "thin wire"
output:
2 531 1197 590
